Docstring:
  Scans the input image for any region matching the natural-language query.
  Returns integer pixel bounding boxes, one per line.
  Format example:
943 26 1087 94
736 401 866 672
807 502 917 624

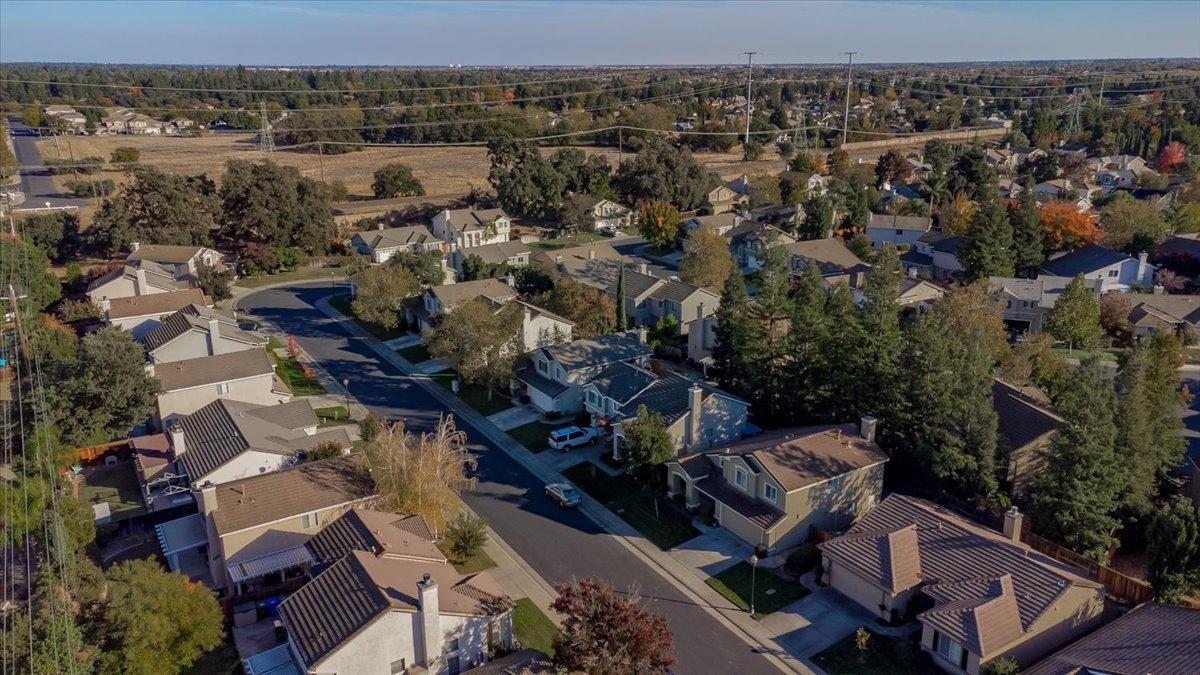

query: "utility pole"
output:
317 142 326 183
1097 68 1107 109
742 51 758 146
258 103 275 154
841 51 859 146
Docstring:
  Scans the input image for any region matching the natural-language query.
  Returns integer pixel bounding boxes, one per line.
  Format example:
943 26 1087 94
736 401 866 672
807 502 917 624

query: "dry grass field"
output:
36 133 789 203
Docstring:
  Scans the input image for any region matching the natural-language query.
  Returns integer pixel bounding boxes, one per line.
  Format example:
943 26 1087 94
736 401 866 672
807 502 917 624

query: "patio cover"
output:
243 644 302 675
155 513 207 556
227 545 314 583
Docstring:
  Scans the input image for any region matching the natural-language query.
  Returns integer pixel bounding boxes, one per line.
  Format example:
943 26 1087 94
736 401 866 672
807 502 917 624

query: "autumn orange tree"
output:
1158 141 1186 173
636 200 681 249
1039 201 1099 250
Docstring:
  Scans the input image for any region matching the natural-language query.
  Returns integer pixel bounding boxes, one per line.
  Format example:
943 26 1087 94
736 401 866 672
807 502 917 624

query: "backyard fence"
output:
1019 526 1157 606
74 439 132 465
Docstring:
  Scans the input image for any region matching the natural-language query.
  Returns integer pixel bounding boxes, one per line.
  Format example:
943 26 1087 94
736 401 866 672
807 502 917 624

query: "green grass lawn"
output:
562 462 700 550
328 294 409 341
235 265 348 289
436 541 498 574
273 353 326 396
432 370 514 416
507 420 567 454
528 232 610 250
512 598 558 655
397 342 433 363
315 405 352 427
705 561 809 619
812 630 932 675
78 461 145 521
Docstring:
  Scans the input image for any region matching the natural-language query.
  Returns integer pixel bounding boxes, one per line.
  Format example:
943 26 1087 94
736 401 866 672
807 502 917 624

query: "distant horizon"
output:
2 1 1198 66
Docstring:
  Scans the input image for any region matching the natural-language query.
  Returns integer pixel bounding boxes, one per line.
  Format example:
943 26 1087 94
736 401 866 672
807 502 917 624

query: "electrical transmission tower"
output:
841 51 859 145
258 103 275 154
742 51 758 146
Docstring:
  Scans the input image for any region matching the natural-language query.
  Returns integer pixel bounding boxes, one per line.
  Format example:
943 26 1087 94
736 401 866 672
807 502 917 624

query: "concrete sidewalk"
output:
312 296 816 675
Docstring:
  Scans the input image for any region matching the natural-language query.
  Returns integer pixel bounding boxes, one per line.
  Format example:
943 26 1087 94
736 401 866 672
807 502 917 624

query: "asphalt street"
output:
5 120 90 209
237 282 781 674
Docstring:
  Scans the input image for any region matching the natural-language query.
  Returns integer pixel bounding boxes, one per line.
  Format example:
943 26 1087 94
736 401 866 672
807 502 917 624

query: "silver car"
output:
545 483 583 508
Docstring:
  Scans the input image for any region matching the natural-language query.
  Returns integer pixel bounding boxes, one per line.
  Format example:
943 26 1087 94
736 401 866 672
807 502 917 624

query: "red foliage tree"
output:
1039 201 1100 250
286 336 302 360
551 577 677 673
1158 141 1186 173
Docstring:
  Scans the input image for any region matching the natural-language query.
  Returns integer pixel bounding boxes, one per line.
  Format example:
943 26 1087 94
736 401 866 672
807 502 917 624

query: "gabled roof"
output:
622 372 741 424
279 550 504 668
610 268 662 300
704 423 888 492
142 304 264 352
586 362 656 403
306 509 445 566
920 230 968 254
866 213 932 232
1126 293 1200 326
354 225 439 251
988 275 1074 306
827 525 922 593
920 575 1024 659
529 242 634 288
127 244 206 264
724 221 792 246
992 379 1062 451
463 240 531 265
649 278 717 304
106 288 207 319
539 331 650 371
784 238 866 275
430 278 516 310
1042 244 1137 277
154 348 275 392
209 455 374 535
442 207 509 233
90 259 188 295
1024 603 1200 675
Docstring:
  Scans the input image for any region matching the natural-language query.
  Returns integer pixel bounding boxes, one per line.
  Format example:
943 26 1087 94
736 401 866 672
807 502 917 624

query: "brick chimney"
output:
416 572 442 667
1002 506 1023 543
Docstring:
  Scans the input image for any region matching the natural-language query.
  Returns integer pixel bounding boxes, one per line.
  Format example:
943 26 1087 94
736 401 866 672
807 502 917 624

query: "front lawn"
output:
397 342 432 363
77 461 145 522
328 294 409 341
528 232 610 250
436 541 497 575
705 561 809 619
561 462 699 550
432 370 514 416
507 420 567 454
315 405 352 427
273 353 326 396
512 598 557 655
812 630 932 675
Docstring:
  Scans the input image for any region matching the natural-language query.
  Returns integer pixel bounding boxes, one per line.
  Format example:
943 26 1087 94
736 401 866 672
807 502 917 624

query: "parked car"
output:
545 483 583 508
548 426 598 451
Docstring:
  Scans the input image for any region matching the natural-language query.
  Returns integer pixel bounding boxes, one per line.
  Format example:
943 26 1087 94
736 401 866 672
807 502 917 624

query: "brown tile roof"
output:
820 494 1101 651
693 473 784 530
106 288 207 319
920 575 1024 658
154 348 274 392
444 207 509 233
430 278 516 309
1025 603 1200 675
279 549 505 668
210 455 375 535
707 424 888 492
465 240 531 265
306 509 446 566
828 524 923 593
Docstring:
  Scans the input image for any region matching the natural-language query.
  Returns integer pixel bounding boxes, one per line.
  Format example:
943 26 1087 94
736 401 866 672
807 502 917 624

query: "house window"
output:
763 483 779 504
1108 269 1119 278
217 382 230 395
536 360 548 375
895 229 903 235
734 467 748 489
390 658 407 674
586 391 598 405
934 632 966 669
443 637 460 654
300 513 316 529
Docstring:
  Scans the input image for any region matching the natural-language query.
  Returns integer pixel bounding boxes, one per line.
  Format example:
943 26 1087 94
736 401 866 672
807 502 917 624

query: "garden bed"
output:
397 342 433 363
314 405 352 427
77 461 146 522
436 541 497 575
562 462 699 550
432 370 514 416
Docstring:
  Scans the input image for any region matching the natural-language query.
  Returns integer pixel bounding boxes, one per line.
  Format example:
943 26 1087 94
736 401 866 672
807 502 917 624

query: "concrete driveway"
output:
763 582 882 659
671 527 753 579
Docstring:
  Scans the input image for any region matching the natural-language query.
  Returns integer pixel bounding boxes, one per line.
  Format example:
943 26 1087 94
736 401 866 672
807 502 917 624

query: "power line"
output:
855 78 1200 100
841 51 859 145
742 52 758 145
258 103 274 155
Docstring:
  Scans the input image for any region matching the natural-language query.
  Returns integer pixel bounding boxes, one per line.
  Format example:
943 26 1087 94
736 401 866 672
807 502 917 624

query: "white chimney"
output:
1136 251 1149 282
588 247 595 260
207 318 223 355
129 241 141 252
688 383 704 449
377 222 385 230
417 572 441 666
195 483 217 517
636 326 648 344
1002 507 1023 543
859 415 877 443
169 423 186 457
696 301 706 323
133 268 148 295
100 298 111 313
638 262 648 275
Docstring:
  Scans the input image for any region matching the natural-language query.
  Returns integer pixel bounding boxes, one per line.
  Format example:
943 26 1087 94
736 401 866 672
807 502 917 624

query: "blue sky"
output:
1 1 1198 65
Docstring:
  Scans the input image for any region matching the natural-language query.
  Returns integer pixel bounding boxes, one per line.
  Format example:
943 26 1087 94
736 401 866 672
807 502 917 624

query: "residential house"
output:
43 105 86 131
102 288 209 339
452 240 531 278
583 364 749 454
992 380 1061 496
1010 146 1046 167
865 213 933 251
410 278 517 332
517 330 651 414
988 275 1078 334
276 536 512 674
1024 603 1199 675
1152 233 1200 279
529 241 635 289
805 173 830 196
880 182 924 209
88 259 191 304
608 266 720 336
1112 185 1175 210
819 496 1107 674
164 398 350 490
706 182 743 214
750 203 804 230
571 195 634 232
152 349 291 427
351 224 443 263
509 300 573 353
683 212 743 238
431 208 511 250
1034 179 1093 211
1041 245 1156 293
783 238 869 279
142 304 267 364
667 419 887 553
838 273 944 309
1124 292 1200 338
726 221 795 270
686 313 718 372
156 455 374 595
985 147 1017 173
127 242 229 279
1089 154 1153 189
901 230 967 280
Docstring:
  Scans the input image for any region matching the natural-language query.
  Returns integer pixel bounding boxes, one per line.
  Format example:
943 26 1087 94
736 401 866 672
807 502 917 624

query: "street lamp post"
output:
749 554 759 616
342 378 350 412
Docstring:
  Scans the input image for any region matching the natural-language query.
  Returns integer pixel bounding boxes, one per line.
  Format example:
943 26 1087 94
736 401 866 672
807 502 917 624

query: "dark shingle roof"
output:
649 279 713 304
588 362 655 402
622 373 728 423
540 331 650 371
611 269 662 299
154 349 275 391
992 380 1061 451
694 474 783 529
306 510 444 566
356 225 438 251
106 288 206 319
518 368 569 399
1024 603 1200 675
1041 244 1133 277
464 240 531 265
210 455 374 535
900 250 934 267
867 213 932 232
142 304 263 352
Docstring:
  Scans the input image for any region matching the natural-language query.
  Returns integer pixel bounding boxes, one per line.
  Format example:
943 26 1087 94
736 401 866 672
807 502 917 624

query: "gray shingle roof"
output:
127 244 205 264
1041 244 1133 277
463 240 531 265
588 362 656 402
306 510 444 566
993 380 1061 451
443 208 509 233
355 225 438 251
142 304 264 352
430 278 515 309
540 331 650 371
784 238 866 275
1024 603 1200 675
611 268 662 300
154 349 275 392
622 373 711 423
210 455 374 535
867 213 932 232
105 288 207 319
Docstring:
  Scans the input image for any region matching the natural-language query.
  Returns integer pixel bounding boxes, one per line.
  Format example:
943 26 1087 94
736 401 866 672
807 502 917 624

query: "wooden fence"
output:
1020 527 1156 605
810 525 838 544
74 439 132 465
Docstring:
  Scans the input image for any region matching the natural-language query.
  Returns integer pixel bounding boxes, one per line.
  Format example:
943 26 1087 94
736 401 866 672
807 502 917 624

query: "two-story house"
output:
102 288 209 339
726 221 795 271
451 240 531 278
992 379 1061 496
988 275 1079 334
902 230 967 280
410 278 517 332
572 195 634 232
667 418 887 553
88 259 192 304
151 349 291 427
1024 603 1199 675
127 242 228 279
530 241 635 289
1041 245 1156 293
517 330 651 415
706 182 743 214
609 266 720 335
430 208 511 250
351 223 443 263
866 213 933 251
1125 292 1200 338
683 212 743 238
783 238 869 279
819 497 1107 675
141 304 267 364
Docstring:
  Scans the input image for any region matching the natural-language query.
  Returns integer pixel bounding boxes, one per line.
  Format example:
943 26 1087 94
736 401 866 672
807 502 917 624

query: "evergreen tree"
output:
1045 275 1103 351
1145 496 1200 603
960 195 1015 281
786 263 829 423
615 265 628 331
818 285 866 422
712 268 760 398
1115 333 1188 513
1031 357 1122 563
1011 181 1045 277
854 244 904 423
746 248 795 425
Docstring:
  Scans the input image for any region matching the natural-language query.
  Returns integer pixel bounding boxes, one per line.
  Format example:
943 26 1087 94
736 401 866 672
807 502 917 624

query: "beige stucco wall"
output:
156 373 287 427
520 312 572 353
317 608 510 675
715 500 768 549
197 450 291 486
825 559 893 618
89 275 170 303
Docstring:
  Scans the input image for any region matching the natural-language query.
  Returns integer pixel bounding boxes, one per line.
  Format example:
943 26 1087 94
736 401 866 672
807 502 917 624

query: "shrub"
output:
445 512 488 562
56 298 102 322
305 441 344 462
65 178 116 198
653 344 683 362
359 413 385 443
273 246 305 271
110 146 140 164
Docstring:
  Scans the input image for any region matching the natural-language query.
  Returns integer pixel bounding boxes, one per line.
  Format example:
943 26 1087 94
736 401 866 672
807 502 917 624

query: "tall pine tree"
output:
1031 357 1123 563
1010 181 1044 277
615 265 628 331
853 244 904 425
960 194 1015 282
819 285 867 422
712 267 760 399
786 263 830 423
745 247 795 425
